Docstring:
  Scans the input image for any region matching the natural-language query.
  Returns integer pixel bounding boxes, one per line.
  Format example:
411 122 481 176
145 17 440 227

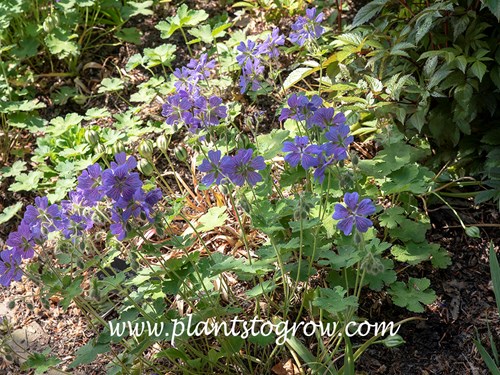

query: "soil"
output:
1 0 499 374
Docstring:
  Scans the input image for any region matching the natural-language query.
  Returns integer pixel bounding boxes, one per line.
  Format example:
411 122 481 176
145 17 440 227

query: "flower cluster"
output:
161 53 227 133
333 192 376 235
281 94 353 183
1 153 162 287
198 149 266 187
236 28 285 94
289 7 325 46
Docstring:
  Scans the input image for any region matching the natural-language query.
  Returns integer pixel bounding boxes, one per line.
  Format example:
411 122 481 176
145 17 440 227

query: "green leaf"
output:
389 278 436 313
1 160 27 177
246 280 276 297
470 61 487 82
489 242 500 314
391 241 449 268
21 351 61 374
116 27 143 44
390 219 429 243
257 129 290 160
482 0 500 21
318 246 361 270
155 4 208 39
197 206 228 232
188 25 213 44
283 67 314 90
312 286 358 314
98 78 124 93
69 340 110 368
144 44 176 68
352 0 389 27
9 171 43 192
44 30 79 59
126 53 145 71
0 202 23 224
121 1 153 20
378 206 406 229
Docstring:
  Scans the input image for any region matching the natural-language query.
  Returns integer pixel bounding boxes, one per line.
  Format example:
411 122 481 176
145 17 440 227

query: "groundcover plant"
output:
0 0 499 374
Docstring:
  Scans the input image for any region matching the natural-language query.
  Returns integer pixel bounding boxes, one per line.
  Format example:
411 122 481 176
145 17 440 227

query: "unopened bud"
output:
84 129 100 146
139 140 154 159
112 141 125 155
156 134 169 153
174 145 188 162
137 158 154 176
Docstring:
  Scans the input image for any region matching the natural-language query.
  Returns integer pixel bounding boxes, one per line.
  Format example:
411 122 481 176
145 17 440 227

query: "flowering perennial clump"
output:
161 53 227 133
198 149 266 187
280 94 354 183
289 7 325 46
0 152 162 286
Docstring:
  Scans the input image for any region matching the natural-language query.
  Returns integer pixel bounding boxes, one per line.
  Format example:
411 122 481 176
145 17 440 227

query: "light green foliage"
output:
389 278 437 313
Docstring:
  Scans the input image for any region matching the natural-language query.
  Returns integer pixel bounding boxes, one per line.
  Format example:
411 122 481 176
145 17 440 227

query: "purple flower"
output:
161 90 194 127
312 153 335 183
261 28 285 58
221 149 266 186
199 150 225 186
0 250 23 287
173 67 198 92
6 223 35 259
279 93 322 122
282 136 322 169
289 7 325 46
60 191 94 239
110 210 127 241
187 53 216 79
77 163 104 206
324 124 354 160
102 156 143 202
240 59 265 94
333 192 376 235
236 40 262 67
116 188 162 222
22 196 63 238
307 108 346 130
194 95 227 127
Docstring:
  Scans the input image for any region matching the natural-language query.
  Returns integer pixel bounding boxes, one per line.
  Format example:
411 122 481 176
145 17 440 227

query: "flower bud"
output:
137 158 154 176
112 141 125 155
95 143 106 155
174 145 188 162
351 154 359 166
139 140 154 159
156 134 169 153
382 334 405 348
84 129 100 146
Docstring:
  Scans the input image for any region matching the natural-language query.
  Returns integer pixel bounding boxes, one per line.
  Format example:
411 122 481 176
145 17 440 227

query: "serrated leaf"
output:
98 78 124 93
116 27 142 44
379 206 406 229
1 160 27 177
44 31 79 59
0 202 23 224
389 278 436 313
313 286 358 315
9 171 43 192
121 1 153 20
257 129 289 159
188 25 213 44
69 341 110 368
197 206 228 232
21 351 61 374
